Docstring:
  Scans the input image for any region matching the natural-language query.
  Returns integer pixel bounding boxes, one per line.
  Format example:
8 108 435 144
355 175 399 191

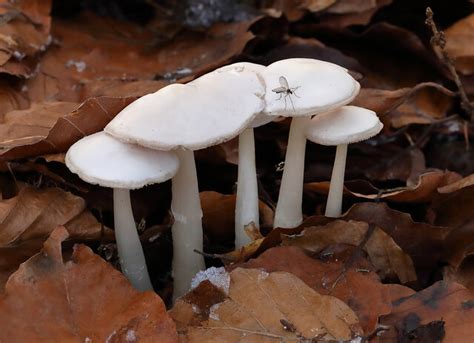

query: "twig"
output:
425 7 474 120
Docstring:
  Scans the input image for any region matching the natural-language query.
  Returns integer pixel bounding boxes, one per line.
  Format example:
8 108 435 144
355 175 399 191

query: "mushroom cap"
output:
262 58 360 117
306 105 383 146
65 132 179 189
105 67 265 151
206 62 274 129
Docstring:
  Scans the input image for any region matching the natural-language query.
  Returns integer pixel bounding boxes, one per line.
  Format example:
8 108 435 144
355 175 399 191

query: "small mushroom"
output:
213 62 273 248
306 106 383 217
261 58 360 228
65 132 179 291
105 68 264 298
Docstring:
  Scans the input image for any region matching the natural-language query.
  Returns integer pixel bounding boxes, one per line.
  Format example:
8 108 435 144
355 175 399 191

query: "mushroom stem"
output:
171 149 205 300
325 144 348 218
274 116 311 228
113 188 153 291
235 127 259 248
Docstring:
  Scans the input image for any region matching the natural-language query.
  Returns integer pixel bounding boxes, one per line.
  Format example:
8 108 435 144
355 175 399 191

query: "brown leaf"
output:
170 267 363 341
0 227 178 342
380 281 474 342
352 83 455 128
0 81 29 117
0 186 103 245
427 174 474 289
445 14 474 75
201 191 274 245
0 186 104 290
255 203 450 282
240 246 392 334
0 0 52 77
281 220 417 283
26 12 257 102
305 169 461 203
340 203 451 275
0 97 134 161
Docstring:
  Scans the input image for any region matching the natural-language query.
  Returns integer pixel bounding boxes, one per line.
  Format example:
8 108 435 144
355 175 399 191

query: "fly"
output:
272 76 300 112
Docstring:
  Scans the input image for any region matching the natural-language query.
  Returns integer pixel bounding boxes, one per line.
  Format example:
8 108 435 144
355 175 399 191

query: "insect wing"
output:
279 76 289 89
272 86 286 93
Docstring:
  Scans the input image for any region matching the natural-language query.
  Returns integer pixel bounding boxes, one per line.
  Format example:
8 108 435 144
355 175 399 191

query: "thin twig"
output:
425 7 474 120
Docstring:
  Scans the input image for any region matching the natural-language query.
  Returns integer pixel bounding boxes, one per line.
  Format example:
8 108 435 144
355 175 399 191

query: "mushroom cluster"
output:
65 58 383 300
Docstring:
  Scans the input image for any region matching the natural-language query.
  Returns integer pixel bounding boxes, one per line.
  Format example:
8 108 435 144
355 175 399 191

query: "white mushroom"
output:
65 132 179 291
212 62 273 248
306 106 383 217
261 58 360 228
105 69 264 299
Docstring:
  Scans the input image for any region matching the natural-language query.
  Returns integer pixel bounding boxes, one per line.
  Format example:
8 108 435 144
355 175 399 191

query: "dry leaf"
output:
427 174 474 290
201 191 274 244
0 0 52 77
380 281 474 342
256 203 450 283
352 83 455 128
305 169 461 203
0 186 104 290
281 220 417 283
340 203 451 275
171 267 363 341
445 14 474 75
240 246 392 334
0 96 134 161
0 227 178 342
0 186 103 245
26 12 258 102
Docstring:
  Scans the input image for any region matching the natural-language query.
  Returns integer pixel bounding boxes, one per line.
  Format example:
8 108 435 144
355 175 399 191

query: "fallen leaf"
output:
255 203 450 284
0 96 134 161
445 14 474 75
0 186 104 290
281 220 417 283
0 186 103 245
240 246 392 334
26 12 258 102
305 169 461 203
352 83 455 128
201 191 274 246
380 281 474 342
0 0 52 77
0 227 178 342
171 267 363 341
340 203 451 276
427 174 474 290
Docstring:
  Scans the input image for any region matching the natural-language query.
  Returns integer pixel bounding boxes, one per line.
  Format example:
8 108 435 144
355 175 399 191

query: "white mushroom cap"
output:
306 105 383 146
105 67 265 151
262 58 360 117
206 61 274 129
65 132 179 189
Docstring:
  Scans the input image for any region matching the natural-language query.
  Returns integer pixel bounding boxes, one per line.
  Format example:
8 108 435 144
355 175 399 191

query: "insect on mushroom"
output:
272 76 300 112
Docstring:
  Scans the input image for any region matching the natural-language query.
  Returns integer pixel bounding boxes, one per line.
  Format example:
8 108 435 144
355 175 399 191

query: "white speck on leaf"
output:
126 329 137 342
191 266 230 294
209 303 220 321
66 59 87 73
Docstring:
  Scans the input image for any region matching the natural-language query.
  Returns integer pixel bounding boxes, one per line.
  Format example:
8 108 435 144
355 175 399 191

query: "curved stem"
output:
113 188 153 291
171 149 205 300
325 144 348 218
274 116 310 228
235 128 259 248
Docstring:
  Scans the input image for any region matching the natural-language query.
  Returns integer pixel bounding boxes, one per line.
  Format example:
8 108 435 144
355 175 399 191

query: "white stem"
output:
171 149 205 300
274 116 311 228
235 128 259 248
325 144 348 218
113 188 153 291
